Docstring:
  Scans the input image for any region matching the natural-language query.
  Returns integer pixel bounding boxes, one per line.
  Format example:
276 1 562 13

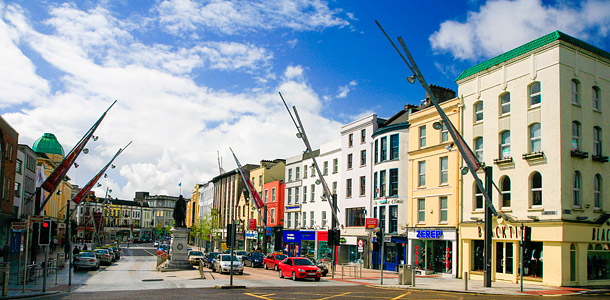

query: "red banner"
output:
249 219 257 230
230 149 264 210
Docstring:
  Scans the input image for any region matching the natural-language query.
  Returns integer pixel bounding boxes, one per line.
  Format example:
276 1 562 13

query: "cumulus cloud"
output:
430 0 610 60
155 0 349 36
336 80 357 99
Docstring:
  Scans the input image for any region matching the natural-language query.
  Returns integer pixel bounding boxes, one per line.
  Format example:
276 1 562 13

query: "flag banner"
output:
39 100 116 211
230 148 264 210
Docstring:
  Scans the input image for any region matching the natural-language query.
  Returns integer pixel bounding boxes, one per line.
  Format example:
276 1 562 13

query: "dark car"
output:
204 252 219 268
306 257 329 276
243 251 265 267
263 253 287 271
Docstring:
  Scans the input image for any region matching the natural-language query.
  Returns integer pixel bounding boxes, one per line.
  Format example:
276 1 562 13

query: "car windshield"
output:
236 251 247 255
95 250 107 253
209 253 218 259
189 251 203 256
293 259 315 266
221 255 240 262
79 252 95 258
275 255 287 260
252 252 265 258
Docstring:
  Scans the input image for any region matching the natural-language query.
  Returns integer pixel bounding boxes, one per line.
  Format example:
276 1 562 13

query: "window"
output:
333 158 338 173
264 190 269 203
571 79 580 105
380 137 387 161
573 171 582 208
347 154 353 169
379 206 386 232
419 126 427 147
373 206 377 219
373 172 378 198
418 161 426 187
439 197 448 223
500 93 510 115
310 184 315 202
322 211 327 227
593 86 601 111
259 175 262 187
499 131 511 158
379 170 386 197
374 140 379 163
361 129 366 143
594 174 602 209
529 123 541 153
16 159 22 174
389 169 398 197
346 207 365 227
332 181 337 195
288 169 293 181
439 157 448 185
270 208 275 223
441 123 449 142
348 133 354 147
474 101 484 122
360 150 366 166
530 172 542 206
572 121 581 151
390 134 399 160
310 211 314 227
500 176 511 208
359 176 366 196
14 182 21 198
287 188 292 204
272 188 276 202
529 82 541 107
474 184 483 210
323 161 328 175
417 199 425 223
295 166 300 179
389 205 398 233
593 127 602 156
287 212 291 228
474 137 484 161
302 212 307 228
303 186 307 203
346 178 353 198
295 187 300 203
295 212 300 227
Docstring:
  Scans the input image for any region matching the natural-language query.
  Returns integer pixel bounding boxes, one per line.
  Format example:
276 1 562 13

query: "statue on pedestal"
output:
173 195 187 228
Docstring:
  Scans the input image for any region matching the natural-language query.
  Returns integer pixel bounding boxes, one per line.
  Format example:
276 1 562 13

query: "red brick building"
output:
0 116 19 247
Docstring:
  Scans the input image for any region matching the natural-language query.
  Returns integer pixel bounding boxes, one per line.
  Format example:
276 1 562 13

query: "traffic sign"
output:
31 215 45 223
11 222 27 230
357 239 364 253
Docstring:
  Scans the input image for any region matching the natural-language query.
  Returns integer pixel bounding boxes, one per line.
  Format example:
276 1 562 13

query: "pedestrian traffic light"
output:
375 229 383 244
333 229 341 246
39 220 51 246
226 223 234 246
523 226 532 249
328 229 335 247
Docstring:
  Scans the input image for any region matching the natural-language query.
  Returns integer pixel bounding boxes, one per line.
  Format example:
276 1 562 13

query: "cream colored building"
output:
406 93 462 277
458 31 610 286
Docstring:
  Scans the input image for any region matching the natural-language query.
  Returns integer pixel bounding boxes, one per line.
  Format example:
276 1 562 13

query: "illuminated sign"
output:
416 230 443 239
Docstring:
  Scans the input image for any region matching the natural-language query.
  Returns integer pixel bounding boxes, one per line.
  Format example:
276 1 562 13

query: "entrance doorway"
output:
414 240 453 273
495 242 514 280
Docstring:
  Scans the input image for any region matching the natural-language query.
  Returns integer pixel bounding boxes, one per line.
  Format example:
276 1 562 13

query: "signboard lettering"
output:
365 218 378 229
416 230 443 239
593 228 610 242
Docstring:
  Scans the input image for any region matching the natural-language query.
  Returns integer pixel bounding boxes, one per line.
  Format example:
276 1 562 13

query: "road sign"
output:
11 222 27 230
357 239 364 253
31 215 45 223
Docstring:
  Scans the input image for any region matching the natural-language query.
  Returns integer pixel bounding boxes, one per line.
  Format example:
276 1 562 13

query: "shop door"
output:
384 243 398 271
495 242 514 280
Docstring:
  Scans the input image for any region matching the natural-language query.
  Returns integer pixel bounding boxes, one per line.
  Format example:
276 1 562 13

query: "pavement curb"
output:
0 291 59 299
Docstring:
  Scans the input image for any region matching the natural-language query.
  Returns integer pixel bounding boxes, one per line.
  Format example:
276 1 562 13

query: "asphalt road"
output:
37 285 610 300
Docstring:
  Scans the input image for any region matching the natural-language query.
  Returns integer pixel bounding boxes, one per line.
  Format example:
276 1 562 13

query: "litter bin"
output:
398 264 412 285
56 253 66 268
0 262 9 296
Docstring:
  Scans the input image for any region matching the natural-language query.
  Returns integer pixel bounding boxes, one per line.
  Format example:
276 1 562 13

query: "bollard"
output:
464 271 468 290
0 262 9 297
411 268 416 286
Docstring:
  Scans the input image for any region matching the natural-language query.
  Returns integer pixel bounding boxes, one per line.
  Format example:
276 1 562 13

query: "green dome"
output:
33 133 65 156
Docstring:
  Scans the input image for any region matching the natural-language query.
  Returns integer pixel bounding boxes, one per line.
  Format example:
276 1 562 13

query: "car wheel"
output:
274 264 278 271
292 272 297 281
264 264 268 270
279 270 284 278
315 277 321 282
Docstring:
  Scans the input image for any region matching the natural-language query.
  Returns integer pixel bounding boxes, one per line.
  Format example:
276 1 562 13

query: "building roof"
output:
32 133 65 156
455 31 610 82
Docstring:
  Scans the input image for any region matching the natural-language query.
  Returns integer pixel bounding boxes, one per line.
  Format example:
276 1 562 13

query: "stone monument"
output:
165 195 191 269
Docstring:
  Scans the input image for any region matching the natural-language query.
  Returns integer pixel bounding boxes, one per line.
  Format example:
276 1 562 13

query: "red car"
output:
278 257 322 281
263 253 287 271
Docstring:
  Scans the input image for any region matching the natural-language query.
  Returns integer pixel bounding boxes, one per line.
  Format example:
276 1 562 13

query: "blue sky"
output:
1 0 609 198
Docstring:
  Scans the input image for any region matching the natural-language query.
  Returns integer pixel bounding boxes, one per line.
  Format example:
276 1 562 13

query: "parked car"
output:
102 247 117 261
188 250 205 266
74 251 100 271
212 254 244 274
203 252 219 268
153 240 159 247
263 253 287 271
278 257 322 281
234 250 248 261
94 248 112 265
107 245 121 259
243 251 265 267
307 257 329 276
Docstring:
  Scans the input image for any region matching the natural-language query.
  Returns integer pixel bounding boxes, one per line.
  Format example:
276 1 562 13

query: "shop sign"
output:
245 231 257 239
365 218 378 229
378 197 387 204
592 227 610 242
249 219 257 230
285 205 301 212
416 230 443 239
285 232 296 241
477 224 520 240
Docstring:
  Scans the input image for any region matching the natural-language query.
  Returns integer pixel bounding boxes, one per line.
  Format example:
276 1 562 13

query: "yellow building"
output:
406 92 462 277
187 184 203 228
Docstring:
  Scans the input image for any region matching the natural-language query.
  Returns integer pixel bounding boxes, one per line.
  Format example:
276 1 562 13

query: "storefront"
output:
338 236 364 264
408 227 457 277
245 231 258 251
282 230 315 257
371 235 408 271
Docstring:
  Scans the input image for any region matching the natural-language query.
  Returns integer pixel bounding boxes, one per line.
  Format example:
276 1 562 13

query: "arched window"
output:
594 174 602 209
474 183 483 210
499 93 510 115
500 176 511 208
593 127 602 156
474 137 484 161
571 79 580 105
474 101 484 122
499 131 511 158
572 121 581 151
530 172 542 206
573 171 582 207
529 82 541 107
593 86 601 111
529 123 541 153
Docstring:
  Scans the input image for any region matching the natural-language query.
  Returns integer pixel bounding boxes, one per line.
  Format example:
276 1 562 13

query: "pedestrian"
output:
73 246 80 256
83 244 88 251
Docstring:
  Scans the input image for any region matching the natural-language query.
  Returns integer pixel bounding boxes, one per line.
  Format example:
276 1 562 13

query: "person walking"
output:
72 246 80 256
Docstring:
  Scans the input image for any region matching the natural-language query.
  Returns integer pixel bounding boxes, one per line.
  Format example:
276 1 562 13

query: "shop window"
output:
529 82 541 107
389 205 398 233
571 79 580 105
593 86 601 111
524 242 543 278
588 244 610 280
472 240 484 271
496 242 514 274
500 92 510 115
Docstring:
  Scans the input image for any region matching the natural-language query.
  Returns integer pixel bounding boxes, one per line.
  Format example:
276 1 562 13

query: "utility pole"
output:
484 166 493 287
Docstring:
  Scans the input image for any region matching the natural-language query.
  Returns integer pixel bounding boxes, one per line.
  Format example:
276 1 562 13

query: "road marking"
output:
243 293 275 300
317 291 352 300
390 291 411 300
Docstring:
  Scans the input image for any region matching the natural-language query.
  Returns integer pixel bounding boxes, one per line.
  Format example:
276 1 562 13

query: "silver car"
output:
94 249 112 265
212 254 244 274
74 251 100 271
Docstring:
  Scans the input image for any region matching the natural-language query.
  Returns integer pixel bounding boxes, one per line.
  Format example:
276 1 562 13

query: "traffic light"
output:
328 229 335 247
333 229 340 246
226 223 234 246
39 220 51 246
523 226 532 249
375 229 383 244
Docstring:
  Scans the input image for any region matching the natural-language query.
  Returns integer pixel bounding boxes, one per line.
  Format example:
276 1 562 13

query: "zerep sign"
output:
416 230 443 239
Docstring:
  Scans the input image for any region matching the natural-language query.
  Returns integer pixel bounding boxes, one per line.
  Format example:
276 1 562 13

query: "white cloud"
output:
430 0 610 60
0 3 341 199
156 0 349 36
336 80 357 99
